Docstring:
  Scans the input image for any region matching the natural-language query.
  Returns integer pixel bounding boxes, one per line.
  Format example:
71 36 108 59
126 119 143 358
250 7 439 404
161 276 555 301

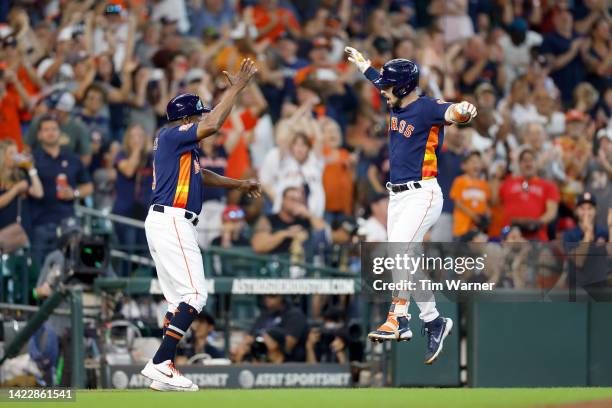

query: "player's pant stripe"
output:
409 189 434 243
172 218 200 302
167 325 185 336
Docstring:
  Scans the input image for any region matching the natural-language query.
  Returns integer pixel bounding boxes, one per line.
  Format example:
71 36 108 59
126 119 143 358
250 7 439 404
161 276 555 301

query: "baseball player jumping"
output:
140 58 260 391
345 47 477 364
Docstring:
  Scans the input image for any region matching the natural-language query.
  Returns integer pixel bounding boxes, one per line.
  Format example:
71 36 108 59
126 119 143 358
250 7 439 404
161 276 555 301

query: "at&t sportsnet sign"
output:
107 364 352 389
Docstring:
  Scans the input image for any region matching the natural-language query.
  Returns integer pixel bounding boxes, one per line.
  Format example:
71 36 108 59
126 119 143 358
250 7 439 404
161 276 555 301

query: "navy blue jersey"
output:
30 148 91 225
151 123 204 214
365 67 453 183
540 32 586 103
112 151 153 217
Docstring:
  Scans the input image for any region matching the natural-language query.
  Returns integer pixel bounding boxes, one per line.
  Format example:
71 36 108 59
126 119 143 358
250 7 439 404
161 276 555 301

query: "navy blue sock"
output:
162 311 174 337
152 303 198 364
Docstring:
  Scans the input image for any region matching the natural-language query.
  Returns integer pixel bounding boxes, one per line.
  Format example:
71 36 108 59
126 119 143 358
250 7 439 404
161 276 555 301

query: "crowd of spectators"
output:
0 0 610 376
0 0 607 277
0 1 607 259
0 1 608 256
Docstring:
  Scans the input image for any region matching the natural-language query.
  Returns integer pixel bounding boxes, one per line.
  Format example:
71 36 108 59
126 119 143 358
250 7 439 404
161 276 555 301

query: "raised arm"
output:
4 69 32 109
196 58 257 141
345 46 380 83
27 169 44 199
345 46 478 124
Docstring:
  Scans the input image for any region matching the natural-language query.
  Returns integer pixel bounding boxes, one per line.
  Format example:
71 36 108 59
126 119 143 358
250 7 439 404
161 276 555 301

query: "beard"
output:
386 97 402 109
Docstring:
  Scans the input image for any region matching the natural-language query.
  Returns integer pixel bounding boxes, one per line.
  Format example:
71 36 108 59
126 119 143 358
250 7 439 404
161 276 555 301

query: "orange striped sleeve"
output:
172 152 191 208
421 125 440 179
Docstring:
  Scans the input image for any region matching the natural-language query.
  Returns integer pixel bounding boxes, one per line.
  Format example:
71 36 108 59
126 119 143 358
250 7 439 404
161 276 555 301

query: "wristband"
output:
73 189 81 199
364 66 380 83
356 60 371 74
28 168 38 177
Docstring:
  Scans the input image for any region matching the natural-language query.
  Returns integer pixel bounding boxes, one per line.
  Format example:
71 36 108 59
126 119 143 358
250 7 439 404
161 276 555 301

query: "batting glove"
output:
449 101 478 124
345 46 371 73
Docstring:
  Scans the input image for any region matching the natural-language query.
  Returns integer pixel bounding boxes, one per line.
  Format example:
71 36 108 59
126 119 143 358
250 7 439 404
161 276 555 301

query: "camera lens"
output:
250 336 268 361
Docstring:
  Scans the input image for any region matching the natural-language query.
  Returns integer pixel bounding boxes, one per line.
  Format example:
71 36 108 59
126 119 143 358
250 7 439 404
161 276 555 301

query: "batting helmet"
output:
373 59 419 98
166 93 211 121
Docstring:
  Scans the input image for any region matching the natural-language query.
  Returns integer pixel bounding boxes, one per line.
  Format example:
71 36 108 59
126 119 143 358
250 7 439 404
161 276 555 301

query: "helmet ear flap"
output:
166 93 210 121
391 76 417 98
392 85 409 98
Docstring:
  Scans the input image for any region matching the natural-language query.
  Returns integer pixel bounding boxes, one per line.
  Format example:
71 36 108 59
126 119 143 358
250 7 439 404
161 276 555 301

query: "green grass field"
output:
3 388 612 408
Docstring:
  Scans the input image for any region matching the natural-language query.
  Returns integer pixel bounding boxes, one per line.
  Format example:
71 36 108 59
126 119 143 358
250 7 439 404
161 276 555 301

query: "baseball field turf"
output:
3 388 612 408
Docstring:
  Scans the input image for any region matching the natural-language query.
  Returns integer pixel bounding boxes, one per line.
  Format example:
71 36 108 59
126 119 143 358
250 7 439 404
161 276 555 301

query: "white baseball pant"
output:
387 178 443 322
145 205 208 313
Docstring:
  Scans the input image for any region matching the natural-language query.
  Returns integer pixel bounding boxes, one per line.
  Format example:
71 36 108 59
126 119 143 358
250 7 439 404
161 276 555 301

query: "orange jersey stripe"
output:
422 126 440 179
173 152 191 208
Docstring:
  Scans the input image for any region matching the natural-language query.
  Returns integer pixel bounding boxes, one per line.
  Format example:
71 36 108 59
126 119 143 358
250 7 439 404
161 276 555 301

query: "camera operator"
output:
33 217 84 308
176 311 224 364
305 308 364 365
325 215 358 268
250 327 287 364
28 322 59 387
33 217 111 304
233 294 308 363
31 217 95 386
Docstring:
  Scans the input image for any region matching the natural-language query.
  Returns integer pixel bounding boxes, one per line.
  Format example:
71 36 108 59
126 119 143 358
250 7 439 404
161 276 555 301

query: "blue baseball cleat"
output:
422 316 453 364
368 314 413 342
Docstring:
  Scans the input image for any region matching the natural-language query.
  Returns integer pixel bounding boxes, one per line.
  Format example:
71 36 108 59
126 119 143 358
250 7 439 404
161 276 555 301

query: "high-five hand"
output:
448 101 478 124
238 179 262 198
223 58 257 90
344 46 371 73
